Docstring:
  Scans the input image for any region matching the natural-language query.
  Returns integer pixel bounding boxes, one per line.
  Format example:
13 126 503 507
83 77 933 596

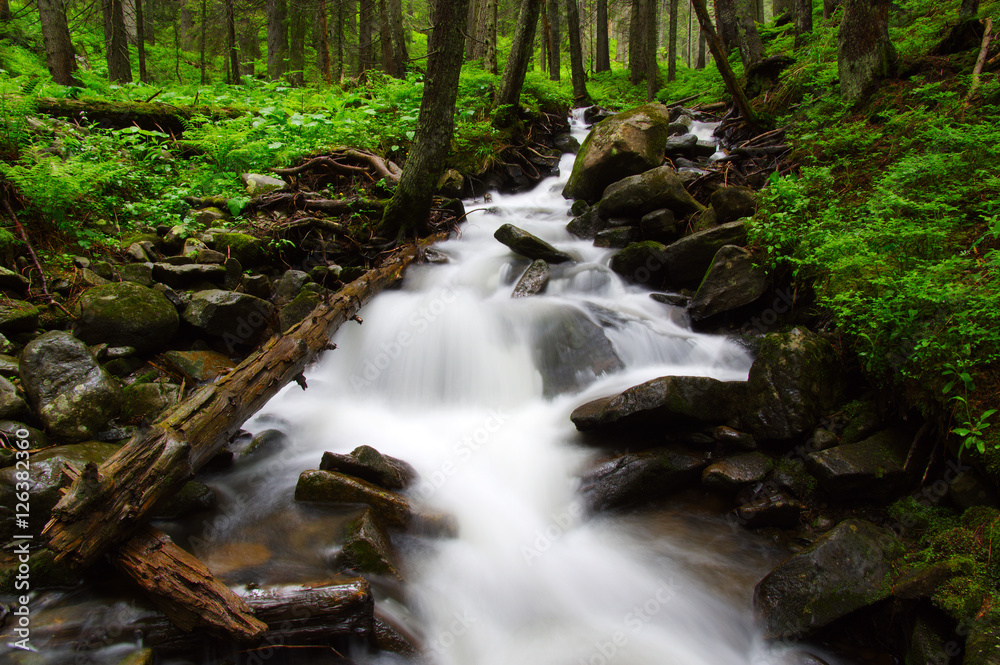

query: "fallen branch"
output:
965 18 994 107
257 192 388 214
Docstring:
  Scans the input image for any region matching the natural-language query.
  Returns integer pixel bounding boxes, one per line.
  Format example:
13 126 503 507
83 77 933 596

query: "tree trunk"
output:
143 0 154 44
225 0 239 82
315 0 331 82
645 0 658 100
483 0 497 73
961 0 979 20
199 0 206 83
104 0 133 82
734 0 764 68
668 0 678 80
837 0 895 102
547 0 560 80
237 18 257 77
696 26 706 67
0 0 10 21
714 0 737 52
38 0 79 85
334 0 344 78
180 0 194 49
465 0 482 59
628 0 644 83
289 0 307 85
595 0 609 71
358 0 374 74
387 0 408 75
565 0 590 104
495 0 542 112
795 0 812 38
267 0 288 80
687 0 692 67
42 240 440 571
378 0 470 237
773 0 792 17
136 0 148 82
690 0 761 130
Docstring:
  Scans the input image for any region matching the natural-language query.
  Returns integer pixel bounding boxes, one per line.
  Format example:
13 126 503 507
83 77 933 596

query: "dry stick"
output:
2 198 58 308
965 18 994 107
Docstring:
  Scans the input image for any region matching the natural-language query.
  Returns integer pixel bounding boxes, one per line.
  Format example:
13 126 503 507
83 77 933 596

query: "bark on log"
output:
256 192 388 214
110 525 268 640
42 235 447 572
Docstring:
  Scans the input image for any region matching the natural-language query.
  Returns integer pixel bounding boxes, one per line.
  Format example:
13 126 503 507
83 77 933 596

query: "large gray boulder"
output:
571 375 746 432
182 290 275 341
494 224 573 263
530 306 623 397
597 166 706 219
581 448 707 511
710 186 758 224
609 241 670 288
660 220 748 288
805 428 912 500
742 327 845 444
73 282 179 353
0 376 27 420
688 245 768 320
19 332 121 442
563 103 672 202
753 519 902 639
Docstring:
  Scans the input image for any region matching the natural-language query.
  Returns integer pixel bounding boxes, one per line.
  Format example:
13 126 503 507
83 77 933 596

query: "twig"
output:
2 197 54 305
965 18 994 107
143 89 163 104
663 92 703 107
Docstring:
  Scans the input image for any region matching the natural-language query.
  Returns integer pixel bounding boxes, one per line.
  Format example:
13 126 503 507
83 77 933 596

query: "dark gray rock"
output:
688 245 769 320
712 425 757 450
241 173 286 196
609 241 670 287
530 306 624 397
512 260 550 298
152 263 227 289
597 165 705 219
702 452 774 491
594 226 640 248
805 429 913 500
120 262 155 287
553 133 581 154
337 509 400 578
753 519 902 639
0 300 39 335
0 267 29 294
19 331 121 442
320 445 418 491
581 448 707 511
151 480 216 519
73 282 179 353
0 353 18 378
663 133 698 157
639 208 680 243
710 186 758 223
735 491 802 528
162 349 234 383
120 382 182 421
182 290 275 341
571 375 746 432
279 291 322 332
567 208 617 240
742 327 846 444
563 103 673 202
660 220 748 288
967 610 1000 665
274 269 312 306
494 224 573 263
242 274 272 300
295 469 412 528
0 376 26 420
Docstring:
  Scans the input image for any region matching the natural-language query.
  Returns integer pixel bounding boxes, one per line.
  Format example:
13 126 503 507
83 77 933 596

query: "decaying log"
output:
110 525 268 640
256 192 388 215
43 234 448 574
32 97 243 134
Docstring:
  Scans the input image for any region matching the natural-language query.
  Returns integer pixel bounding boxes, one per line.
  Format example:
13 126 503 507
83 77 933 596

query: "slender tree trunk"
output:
795 0 812 38
199 0 207 84
104 0 133 82
696 26 705 68
267 0 288 80
380 0 471 238
483 0 497 73
346 0 358 75
960 0 979 20
668 0 678 80
734 0 764 68
539 10 547 73
837 0 895 102
316 0 331 82
645 0 658 100
628 0 644 83
289 0 307 85
38 0 79 85
773 0 792 16
0 0 10 21
136 0 148 81
173 15 182 81
387 0 408 75
714 0 737 52
495 0 542 114
565 0 590 103
334 0 344 78
595 0 609 71
225 0 239 82
180 0 194 49
547 0 560 79
358 0 374 74
237 18 257 77
143 0 154 44
687 0 692 66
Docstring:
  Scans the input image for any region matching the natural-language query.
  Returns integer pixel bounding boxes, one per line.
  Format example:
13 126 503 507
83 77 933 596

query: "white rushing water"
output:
215 111 842 665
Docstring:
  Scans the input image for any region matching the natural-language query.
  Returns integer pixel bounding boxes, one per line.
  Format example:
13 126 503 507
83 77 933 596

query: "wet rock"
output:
660 220 748 288
0 376 26 420
753 518 902 639
691 207 718 233
906 616 951 665
0 300 39 335
182 290 275 341
336 509 400 578
274 269 312 306
892 559 973 600
597 165 705 219
567 208 617 240
320 445 418 491
151 480 216 519
650 292 690 307
712 426 757 450
810 428 840 451
242 274 272 300
190 207 228 227
151 263 227 289
0 442 120 539
210 232 269 268
530 306 624 397
688 245 769 320
0 353 18 378
20 331 121 442
640 208 680 243
947 470 999 510
564 103 673 202
120 382 182 421
702 452 774 491
374 614 420 656
571 375 746 432
609 241 670 287
805 428 913 500
295 469 412 528
0 266 29 294
120 262 155 287
241 172 286 196
436 168 465 197
710 186 758 224
73 282 179 354
742 327 846 444
570 200 590 216
182 237 209 259
494 224 573 263
197 248 227 264
594 226 640 249
735 491 802 528
581 448 707 511
161 224 191 253
125 242 151 262
839 398 883 444
280 291 322 331
553 133 581 154
162 349 234 383
964 608 1000 665
512 259 551 298
243 428 287 457
663 133 698 157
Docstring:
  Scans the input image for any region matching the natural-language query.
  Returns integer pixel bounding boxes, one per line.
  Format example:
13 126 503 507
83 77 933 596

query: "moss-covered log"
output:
32 97 244 134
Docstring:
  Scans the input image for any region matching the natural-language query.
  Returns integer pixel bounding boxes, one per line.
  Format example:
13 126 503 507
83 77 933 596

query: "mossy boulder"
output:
182 290 275 342
0 376 27 420
741 327 846 445
966 608 1000 665
19 331 121 442
494 224 574 263
73 282 179 354
567 207 618 240
279 291 322 332
210 232 270 268
0 546 79 592
594 226 640 249
0 442 120 539
162 349 234 383
120 382 182 421
709 186 757 224
320 445 418 491
609 241 670 287
659 220 749 289
336 509 400 578
563 103 673 202
295 469 413 528
581 448 707 511
0 300 39 335
597 165 706 219
753 518 903 639
688 245 769 320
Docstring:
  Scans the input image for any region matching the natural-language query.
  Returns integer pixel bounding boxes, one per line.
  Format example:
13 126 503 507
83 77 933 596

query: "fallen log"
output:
256 192 388 215
33 97 244 134
43 234 448 574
